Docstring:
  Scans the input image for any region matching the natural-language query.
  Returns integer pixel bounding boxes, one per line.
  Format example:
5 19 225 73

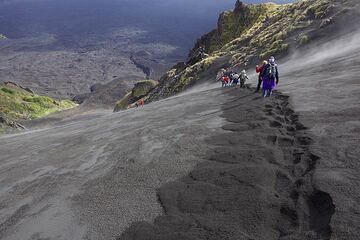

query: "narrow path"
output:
118 88 335 240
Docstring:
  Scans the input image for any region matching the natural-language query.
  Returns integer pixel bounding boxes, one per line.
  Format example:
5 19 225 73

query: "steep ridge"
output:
116 0 356 106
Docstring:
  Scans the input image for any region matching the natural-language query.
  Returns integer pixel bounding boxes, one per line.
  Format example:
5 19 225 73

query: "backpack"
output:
264 63 277 79
240 73 247 81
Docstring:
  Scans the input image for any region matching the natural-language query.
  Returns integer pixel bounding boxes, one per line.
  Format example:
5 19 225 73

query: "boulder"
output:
114 80 158 112
0 113 26 130
132 80 158 98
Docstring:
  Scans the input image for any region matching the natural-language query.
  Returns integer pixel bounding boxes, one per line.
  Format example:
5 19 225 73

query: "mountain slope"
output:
109 1 360 239
117 0 356 105
0 0 359 239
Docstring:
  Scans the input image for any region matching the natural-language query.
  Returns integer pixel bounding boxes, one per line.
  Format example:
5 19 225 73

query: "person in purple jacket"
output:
261 56 279 97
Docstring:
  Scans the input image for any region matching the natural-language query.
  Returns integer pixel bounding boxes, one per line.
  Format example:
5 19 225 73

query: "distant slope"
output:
0 0 237 99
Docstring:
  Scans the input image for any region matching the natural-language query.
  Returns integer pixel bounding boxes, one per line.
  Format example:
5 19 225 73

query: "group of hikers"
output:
217 69 249 88
135 56 279 109
218 56 279 97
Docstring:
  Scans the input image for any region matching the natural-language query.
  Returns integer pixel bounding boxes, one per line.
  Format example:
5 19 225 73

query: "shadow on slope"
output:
118 88 335 240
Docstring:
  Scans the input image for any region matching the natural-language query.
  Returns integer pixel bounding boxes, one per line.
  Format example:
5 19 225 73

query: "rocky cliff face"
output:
192 0 274 54
113 0 357 109
114 80 158 111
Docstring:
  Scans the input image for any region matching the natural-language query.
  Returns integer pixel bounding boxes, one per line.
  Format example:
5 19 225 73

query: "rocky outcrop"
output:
114 80 158 111
192 1 272 54
4 81 34 94
72 76 139 107
132 80 158 98
0 112 26 131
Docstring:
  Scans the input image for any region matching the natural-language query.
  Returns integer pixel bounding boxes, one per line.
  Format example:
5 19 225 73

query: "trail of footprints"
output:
263 93 335 240
118 90 335 240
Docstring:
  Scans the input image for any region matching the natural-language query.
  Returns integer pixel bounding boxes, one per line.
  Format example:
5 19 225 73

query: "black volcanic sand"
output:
118 88 335 240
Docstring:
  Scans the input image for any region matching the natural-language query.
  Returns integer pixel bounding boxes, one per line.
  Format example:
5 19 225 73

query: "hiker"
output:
222 75 230 87
231 72 240 87
239 70 249 88
198 46 206 59
216 68 226 82
261 56 279 97
263 15 270 26
137 99 145 107
229 72 234 86
255 60 268 92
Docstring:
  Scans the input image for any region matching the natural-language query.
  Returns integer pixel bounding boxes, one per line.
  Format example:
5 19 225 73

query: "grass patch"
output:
132 80 158 98
0 84 77 120
260 40 289 59
1 87 15 95
298 34 309 45
114 92 132 112
114 80 159 112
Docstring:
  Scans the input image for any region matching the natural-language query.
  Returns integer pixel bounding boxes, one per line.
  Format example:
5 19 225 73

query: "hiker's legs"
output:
256 77 262 92
263 89 267 97
268 79 275 96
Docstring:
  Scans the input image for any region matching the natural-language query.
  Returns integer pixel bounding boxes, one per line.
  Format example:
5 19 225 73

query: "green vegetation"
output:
114 80 158 111
132 80 158 98
298 34 310 45
0 83 77 121
114 92 132 112
200 3 281 54
306 0 331 19
260 40 289 59
2 87 15 95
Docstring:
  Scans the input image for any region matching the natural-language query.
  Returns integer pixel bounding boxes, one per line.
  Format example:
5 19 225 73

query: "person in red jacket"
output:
222 75 230 88
137 99 145 107
255 60 268 92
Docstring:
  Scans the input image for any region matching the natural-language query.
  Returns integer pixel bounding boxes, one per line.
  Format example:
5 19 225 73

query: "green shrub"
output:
132 80 158 98
1 88 15 95
114 92 132 112
1 84 77 121
260 42 289 59
274 31 288 41
298 34 309 45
